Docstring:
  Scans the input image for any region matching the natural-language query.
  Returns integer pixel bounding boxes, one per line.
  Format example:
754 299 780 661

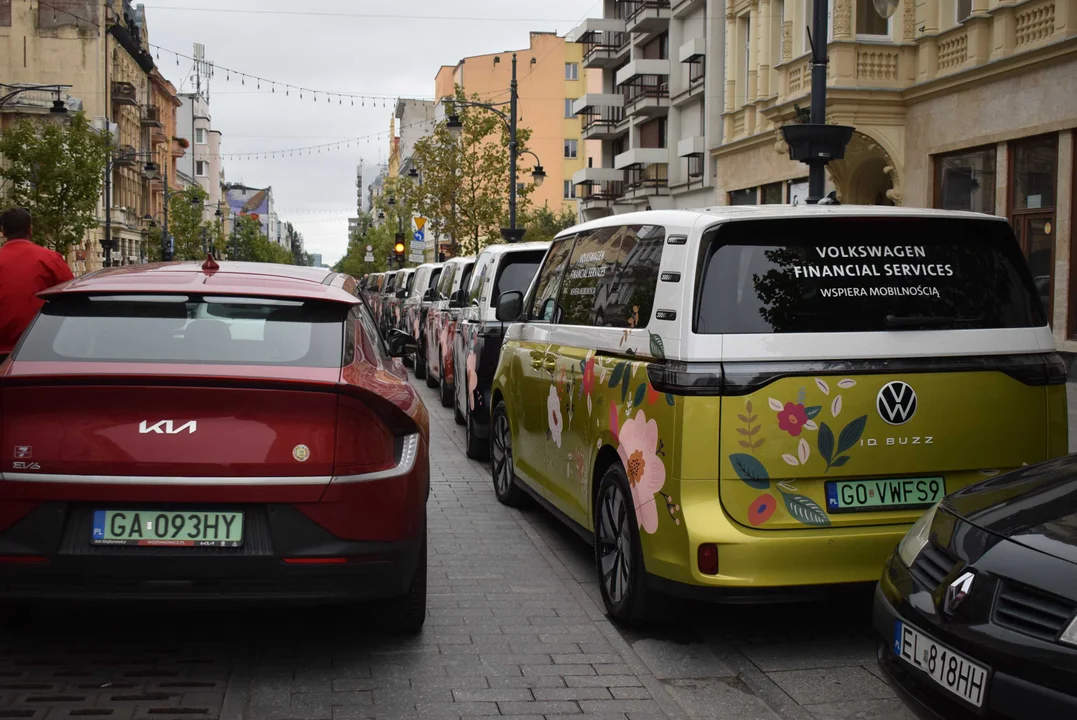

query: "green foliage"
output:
519 204 578 244
230 215 293 264
335 212 400 276
166 185 226 261
0 111 109 257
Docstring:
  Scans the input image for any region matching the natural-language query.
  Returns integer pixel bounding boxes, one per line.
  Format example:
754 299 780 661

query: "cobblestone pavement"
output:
0 377 918 720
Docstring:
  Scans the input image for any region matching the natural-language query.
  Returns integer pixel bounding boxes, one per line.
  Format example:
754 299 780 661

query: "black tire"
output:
383 524 427 635
439 360 453 408
425 347 439 389
414 345 427 380
490 401 528 507
465 407 489 460
594 464 651 625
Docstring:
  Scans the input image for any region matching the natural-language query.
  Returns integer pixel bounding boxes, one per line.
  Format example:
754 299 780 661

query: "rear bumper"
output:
0 503 422 602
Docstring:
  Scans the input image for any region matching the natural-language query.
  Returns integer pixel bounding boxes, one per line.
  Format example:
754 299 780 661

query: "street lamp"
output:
0 83 71 112
441 52 544 242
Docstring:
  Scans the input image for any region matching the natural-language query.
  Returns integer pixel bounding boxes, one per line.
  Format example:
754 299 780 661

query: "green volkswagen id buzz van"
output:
488 205 1068 623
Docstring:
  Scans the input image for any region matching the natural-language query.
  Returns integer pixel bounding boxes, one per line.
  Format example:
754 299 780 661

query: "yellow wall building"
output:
434 32 588 217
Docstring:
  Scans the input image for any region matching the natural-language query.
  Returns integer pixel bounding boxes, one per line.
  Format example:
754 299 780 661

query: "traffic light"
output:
394 234 406 268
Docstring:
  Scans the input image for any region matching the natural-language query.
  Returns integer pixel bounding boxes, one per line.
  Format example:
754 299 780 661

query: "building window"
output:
565 62 579 80
687 155 703 178
564 139 578 159
565 98 575 118
729 187 757 205
856 0 889 35
761 182 783 204
935 145 997 214
195 160 208 177
195 128 207 144
1010 134 1059 320
563 180 577 199
742 16 752 101
957 0 972 22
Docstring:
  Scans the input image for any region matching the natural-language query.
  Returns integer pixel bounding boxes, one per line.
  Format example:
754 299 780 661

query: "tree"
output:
519 204 578 244
0 111 109 257
286 222 310 266
335 213 400 276
230 215 293 264
166 185 225 261
408 86 538 256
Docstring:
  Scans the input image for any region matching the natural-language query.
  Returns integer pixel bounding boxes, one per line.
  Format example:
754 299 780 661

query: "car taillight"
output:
333 396 396 475
647 362 724 396
698 544 719 575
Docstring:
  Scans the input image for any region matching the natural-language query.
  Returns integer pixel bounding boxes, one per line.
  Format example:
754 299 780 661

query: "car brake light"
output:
334 395 396 474
647 362 724 396
282 557 348 565
0 555 49 564
697 544 719 575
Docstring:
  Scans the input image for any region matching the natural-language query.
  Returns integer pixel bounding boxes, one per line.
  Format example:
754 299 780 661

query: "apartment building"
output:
177 92 225 222
0 0 186 272
569 0 725 221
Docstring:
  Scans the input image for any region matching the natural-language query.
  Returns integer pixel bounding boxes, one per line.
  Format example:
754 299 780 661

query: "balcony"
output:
614 147 669 170
620 77 669 118
625 0 671 35
140 105 163 128
581 107 629 140
111 145 138 167
623 163 669 200
677 136 705 158
111 81 138 108
151 125 169 146
671 0 703 16
568 19 629 69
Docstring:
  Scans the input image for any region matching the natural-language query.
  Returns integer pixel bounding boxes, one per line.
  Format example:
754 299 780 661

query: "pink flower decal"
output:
547 385 563 448
609 400 619 440
748 494 777 526
617 410 666 535
466 351 478 411
777 402 809 437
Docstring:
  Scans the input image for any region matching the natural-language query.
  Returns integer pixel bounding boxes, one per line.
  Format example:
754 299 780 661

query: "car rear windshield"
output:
491 251 545 307
19 295 347 367
695 217 1045 334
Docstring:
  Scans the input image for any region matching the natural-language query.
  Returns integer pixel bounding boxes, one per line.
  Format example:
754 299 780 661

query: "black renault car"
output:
874 455 1077 720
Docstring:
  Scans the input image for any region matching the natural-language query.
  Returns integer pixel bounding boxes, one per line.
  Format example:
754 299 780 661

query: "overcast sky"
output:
145 0 598 265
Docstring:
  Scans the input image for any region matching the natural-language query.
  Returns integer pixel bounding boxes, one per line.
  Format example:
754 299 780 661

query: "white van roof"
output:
556 205 1008 239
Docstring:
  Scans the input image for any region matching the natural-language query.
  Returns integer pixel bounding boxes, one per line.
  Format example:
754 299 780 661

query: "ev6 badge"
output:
877 381 917 425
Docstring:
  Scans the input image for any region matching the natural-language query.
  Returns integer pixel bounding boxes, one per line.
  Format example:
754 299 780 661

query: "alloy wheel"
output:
597 484 631 604
492 412 513 496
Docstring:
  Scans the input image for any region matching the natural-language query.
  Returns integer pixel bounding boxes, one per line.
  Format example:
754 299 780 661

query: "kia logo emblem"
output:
877 381 917 425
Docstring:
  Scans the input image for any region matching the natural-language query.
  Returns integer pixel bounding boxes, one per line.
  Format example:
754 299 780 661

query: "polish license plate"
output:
825 477 944 513
894 620 988 708
91 510 244 548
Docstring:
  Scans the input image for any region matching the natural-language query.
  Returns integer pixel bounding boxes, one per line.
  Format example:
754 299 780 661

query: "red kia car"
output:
0 259 429 632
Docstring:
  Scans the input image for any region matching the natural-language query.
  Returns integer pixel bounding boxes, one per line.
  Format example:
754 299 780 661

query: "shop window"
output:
1010 134 1059 322
729 187 757 205
761 182 783 204
935 146 996 214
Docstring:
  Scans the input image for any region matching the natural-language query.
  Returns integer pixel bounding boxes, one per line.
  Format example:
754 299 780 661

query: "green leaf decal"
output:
804 405 823 419
831 455 851 468
837 415 868 454
634 383 647 407
729 454 770 489
621 371 630 403
609 363 625 388
780 492 831 526
649 333 666 360
665 393 676 406
818 423 835 464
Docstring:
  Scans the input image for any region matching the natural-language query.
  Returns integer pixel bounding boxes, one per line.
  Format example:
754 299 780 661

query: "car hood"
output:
944 456 1077 566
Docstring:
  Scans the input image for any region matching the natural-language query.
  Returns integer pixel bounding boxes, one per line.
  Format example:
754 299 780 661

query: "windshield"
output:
695 217 1045 334
19 295 347 367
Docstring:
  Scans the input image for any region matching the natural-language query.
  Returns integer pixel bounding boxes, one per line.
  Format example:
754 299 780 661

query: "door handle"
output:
543 354 557 371
530 356 544 370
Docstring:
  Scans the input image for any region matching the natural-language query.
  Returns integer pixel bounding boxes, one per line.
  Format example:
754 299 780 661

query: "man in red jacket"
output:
0 207 75 360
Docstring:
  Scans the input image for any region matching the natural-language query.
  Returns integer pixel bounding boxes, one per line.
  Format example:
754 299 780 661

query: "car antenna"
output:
202 254 220 272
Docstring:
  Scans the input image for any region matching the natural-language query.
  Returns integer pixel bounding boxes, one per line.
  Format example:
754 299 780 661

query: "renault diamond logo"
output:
877 381 917 425
944 571 975 615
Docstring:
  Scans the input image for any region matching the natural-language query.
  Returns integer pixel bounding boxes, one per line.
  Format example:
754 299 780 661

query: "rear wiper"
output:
885 314 975 328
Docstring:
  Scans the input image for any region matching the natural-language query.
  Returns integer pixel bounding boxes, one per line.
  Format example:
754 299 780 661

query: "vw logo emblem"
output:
877 381 917 425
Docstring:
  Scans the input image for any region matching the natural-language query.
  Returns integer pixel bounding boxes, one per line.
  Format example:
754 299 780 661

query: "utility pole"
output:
507 52 518 239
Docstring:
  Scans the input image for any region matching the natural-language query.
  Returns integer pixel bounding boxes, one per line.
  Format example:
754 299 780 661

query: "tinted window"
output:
469 254 493 306
695 218 1045 334
559 229 620 326
530 238 576 321
599 225 665 329
492 250 545 307
405 271 416 294
410 268 430 299
455 263 475 304
436 264 457 300
20 295 348 367
426 268 443 299
383 273 399 293
354 303 391 364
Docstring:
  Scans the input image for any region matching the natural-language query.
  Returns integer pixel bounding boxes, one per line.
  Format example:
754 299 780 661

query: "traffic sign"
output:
414 217 426 232
413 230 424 243
364 253 374 262
408 253 424 264
365 244 372 252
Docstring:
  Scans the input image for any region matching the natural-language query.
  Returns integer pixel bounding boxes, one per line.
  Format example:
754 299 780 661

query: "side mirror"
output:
496 291 523 322
423 288 434 302
396 288 408 299
387 328 418 358
449 290 462 307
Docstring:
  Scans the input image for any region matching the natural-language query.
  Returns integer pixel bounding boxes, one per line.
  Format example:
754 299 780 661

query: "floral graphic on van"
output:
466 351 478 411
617 409 666 535
737 401 765 453
775 401 810 437
748 493 777 526
582 351 596 415
547 385 564 448
728 454 832 528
